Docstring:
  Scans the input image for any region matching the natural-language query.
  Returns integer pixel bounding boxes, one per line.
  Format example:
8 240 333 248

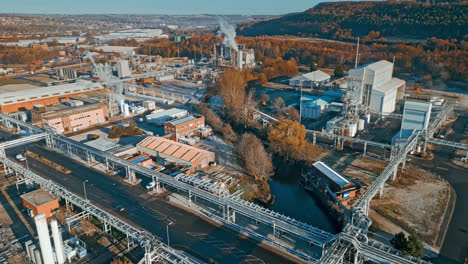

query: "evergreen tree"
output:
390 232 408 251
334 64 344 77
404 233 424 258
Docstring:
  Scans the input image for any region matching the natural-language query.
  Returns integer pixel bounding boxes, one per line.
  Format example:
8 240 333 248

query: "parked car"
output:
146 181 156 189
15 154 26 162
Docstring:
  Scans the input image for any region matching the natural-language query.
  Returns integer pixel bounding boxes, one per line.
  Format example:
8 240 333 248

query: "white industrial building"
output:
114 60 132 78
236 49 255 69
96 45 137 55
146 108 188 125
401 99 432 131
301 95 333 119
290 70 331 88
94 29 163 42
392 99 432 145
348 60 405 113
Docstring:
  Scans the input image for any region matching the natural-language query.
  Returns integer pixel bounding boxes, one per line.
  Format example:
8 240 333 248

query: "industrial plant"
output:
0 8 466 264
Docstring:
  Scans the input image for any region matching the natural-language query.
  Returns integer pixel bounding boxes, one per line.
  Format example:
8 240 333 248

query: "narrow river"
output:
268 161 340 234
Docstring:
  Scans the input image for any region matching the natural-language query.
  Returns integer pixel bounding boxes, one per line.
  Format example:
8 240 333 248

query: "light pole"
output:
166 220 174 246
83 180 88 201
299 80 303 124
313 63 317 89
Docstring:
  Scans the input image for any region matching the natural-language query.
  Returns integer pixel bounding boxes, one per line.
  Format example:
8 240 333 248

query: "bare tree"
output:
272 97 286 112
237 133 274 180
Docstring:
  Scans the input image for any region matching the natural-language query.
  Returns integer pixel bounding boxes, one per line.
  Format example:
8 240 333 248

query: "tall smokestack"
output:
34 214 54 264
50 220 65 264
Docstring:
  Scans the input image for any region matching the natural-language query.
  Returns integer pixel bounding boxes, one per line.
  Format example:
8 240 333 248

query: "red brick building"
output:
164 115 205 141
20 189 59 218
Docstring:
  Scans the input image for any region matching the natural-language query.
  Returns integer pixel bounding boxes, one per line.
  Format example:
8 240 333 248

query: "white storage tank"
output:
349 123 357 137
19 112 28 122
358 119 365 131
123 104 130 117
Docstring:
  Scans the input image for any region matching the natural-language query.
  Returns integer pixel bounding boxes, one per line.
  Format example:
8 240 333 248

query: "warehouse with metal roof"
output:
137 136 215 172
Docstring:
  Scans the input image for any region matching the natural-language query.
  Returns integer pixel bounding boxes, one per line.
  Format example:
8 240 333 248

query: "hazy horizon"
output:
1 0 358 15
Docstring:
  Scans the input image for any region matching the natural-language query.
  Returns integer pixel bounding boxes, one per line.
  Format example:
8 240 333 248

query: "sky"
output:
1 0 339 15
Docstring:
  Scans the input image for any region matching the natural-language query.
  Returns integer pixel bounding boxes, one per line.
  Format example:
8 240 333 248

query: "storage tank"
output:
358 119 365 131
50 220 65 264
34 214 54 264
123 104 130 117
349 123 357 137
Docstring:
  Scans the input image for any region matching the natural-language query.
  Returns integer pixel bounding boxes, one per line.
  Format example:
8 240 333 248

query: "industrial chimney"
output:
34 214 54 264
50 220 65 264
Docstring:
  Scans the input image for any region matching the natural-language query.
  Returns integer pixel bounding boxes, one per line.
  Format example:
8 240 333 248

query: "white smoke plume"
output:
85 52 125 109
218 18 238 51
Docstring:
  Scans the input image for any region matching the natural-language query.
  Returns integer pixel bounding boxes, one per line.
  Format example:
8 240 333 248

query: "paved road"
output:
7 144 296 264
413 114 468 264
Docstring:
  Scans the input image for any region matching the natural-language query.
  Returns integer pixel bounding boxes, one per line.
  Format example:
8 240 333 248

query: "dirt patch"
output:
370 166 450 245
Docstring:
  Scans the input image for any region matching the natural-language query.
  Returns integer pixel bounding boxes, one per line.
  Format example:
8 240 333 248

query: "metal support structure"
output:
0 156 195 264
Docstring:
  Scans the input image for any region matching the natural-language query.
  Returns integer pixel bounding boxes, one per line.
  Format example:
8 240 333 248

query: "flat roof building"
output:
137 136 215 172
164 115 205 141
146 108 188 125
32 102 107 134
21 189 59 218
0 80 104 113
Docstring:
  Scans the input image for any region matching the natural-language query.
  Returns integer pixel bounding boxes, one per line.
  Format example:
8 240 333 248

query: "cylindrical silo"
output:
358 119 365 131
50 220 65 264
34 214 54 264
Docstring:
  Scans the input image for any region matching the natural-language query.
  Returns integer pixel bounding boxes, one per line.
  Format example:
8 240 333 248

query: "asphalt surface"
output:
412 114 468 264
6 143 295 264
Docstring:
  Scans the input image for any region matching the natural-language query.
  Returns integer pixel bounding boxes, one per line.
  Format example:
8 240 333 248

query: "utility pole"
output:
299 80 303 124
83 180 88 201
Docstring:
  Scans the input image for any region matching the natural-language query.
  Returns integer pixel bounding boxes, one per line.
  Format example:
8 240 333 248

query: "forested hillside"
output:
238 1 467 40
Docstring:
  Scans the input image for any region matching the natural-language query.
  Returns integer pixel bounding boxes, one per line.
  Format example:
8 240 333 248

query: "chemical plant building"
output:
31 102 108 133
289 70 331 88
392 98 432 146
164 115 206 141
301 95 333 119
348 60 405 113
21 189 59 218
0 80 104 113
310 161 357 206
137 136 215 172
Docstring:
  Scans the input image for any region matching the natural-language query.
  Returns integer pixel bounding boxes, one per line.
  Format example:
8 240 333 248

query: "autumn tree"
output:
279 107 300 121
198 105 223 132
221 123 238 143
237 133 273 180
216 68 256 124
268 119 317 162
